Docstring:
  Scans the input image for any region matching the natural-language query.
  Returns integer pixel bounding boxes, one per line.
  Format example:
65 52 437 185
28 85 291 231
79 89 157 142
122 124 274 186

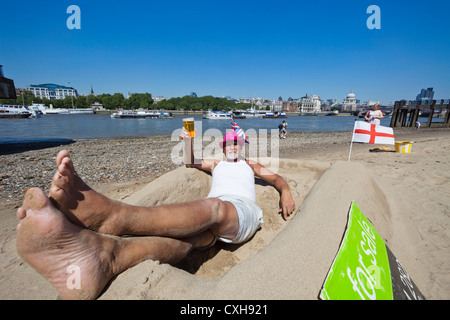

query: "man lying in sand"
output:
15 128 295 299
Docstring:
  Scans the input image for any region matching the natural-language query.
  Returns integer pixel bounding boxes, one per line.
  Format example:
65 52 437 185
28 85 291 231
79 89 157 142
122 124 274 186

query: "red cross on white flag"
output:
352 121 395 145
348 121 395 161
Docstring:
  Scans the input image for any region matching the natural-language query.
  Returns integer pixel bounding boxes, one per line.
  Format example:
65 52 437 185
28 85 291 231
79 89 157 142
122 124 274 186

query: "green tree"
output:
127 93 153 109
75 95 87 108
101 94 113 109
86 94 97 108
111 93 124 109
63 95 74 108
52 99 64 108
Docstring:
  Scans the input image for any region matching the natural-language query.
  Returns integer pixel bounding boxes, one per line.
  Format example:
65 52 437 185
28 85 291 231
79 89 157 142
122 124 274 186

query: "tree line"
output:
1 91 251 111
156 95 251 111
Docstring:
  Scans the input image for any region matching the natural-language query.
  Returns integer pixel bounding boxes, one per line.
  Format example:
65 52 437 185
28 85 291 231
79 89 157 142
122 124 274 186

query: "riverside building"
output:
298 94 321 113
342 89 358 111
26 83 78 100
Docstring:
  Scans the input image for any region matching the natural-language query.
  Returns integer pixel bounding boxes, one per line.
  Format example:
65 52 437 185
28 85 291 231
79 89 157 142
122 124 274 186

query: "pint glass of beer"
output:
182 118 195 138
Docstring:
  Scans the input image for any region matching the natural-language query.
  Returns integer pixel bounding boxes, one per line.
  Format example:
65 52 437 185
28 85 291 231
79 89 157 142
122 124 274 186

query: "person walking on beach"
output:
364 103 384 125
278 120 288 139
15 128 295 299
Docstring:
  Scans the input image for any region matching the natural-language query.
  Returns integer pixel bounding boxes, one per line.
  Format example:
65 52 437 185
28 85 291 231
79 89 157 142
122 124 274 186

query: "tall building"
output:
416 87 434 102
342 89 358 111
272 99 283 112
26 83 78 100
299 94 321 113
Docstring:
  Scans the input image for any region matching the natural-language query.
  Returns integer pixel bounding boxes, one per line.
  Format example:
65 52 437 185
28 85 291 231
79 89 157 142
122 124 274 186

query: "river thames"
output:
0 113 415 144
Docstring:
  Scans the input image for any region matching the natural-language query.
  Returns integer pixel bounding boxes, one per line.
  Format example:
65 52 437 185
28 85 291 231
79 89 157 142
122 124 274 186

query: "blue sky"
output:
1 0 449 104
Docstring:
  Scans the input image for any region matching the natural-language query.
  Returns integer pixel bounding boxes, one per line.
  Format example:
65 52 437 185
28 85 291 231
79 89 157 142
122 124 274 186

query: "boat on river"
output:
0 105 38 118
111 110 173 119
202 110 232 120
262 112 287 118
31 104 94 115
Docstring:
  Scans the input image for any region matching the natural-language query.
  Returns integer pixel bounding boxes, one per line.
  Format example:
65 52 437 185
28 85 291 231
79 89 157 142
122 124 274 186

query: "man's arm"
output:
180 127 216 173
247 160 296 220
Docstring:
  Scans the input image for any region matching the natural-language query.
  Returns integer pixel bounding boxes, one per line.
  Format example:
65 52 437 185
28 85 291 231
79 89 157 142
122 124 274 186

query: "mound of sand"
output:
121 158 329 281
99 159 394 299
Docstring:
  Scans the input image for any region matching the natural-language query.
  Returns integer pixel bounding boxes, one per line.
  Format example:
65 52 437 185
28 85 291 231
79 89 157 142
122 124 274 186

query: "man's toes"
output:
52 169 69 190
61 156 75 175
49 184 66 203
56 150 70 166
16 207 26 220
23 188 49 211
57 161 72 177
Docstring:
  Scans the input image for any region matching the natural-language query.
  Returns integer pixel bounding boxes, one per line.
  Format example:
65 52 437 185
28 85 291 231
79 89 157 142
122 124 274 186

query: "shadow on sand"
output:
0 138 76 155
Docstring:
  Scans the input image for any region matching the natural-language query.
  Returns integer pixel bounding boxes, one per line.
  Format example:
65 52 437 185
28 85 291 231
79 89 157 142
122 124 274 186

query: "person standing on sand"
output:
364 103 384 125
15 128 295 299
278 120 288 139
282 120 288 138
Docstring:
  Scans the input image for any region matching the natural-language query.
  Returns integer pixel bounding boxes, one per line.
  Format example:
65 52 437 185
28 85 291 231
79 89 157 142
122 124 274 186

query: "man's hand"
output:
180 127 192 140
180 127 194 166
279 191 295 220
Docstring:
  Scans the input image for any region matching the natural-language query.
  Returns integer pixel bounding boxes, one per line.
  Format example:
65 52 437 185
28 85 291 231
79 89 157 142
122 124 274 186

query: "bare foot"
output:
49 150 124 235
16 188 117 299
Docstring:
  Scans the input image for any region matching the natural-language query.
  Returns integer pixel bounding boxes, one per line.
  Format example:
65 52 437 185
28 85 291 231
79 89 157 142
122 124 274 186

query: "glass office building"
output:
26 83 78 100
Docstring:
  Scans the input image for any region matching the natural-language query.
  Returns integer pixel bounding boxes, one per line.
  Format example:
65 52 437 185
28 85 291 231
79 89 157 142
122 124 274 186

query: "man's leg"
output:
49 150 239 240
17 188 214 300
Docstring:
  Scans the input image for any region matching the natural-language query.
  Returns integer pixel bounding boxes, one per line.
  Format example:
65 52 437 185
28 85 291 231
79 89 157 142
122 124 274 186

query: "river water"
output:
0 113 424 144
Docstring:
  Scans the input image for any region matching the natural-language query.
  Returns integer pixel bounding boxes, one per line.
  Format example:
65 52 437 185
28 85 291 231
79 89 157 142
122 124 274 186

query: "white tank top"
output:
368 110 382 125
207 160 256 202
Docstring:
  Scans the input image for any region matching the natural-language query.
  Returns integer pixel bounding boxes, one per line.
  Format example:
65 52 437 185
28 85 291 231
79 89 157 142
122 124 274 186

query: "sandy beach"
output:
0 127 449 300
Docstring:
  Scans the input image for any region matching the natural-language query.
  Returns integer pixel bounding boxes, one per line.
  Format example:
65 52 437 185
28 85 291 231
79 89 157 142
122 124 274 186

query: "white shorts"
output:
211 194 264 244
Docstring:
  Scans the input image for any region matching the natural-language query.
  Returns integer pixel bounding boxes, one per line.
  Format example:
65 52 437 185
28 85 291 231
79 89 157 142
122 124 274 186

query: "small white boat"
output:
242 109 264 118
34 104 94 115
111 110 173 119
231 110 246 119
67 108 94 114
0 105 38 118
263 112 287 118
203 110 232 120
43 107 70 114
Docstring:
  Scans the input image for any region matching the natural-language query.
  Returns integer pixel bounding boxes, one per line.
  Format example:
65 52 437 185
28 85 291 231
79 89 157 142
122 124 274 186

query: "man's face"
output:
223 140 242 161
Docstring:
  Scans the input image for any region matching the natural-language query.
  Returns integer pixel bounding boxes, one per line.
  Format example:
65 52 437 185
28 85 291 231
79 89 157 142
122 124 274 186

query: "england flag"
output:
352 121 395 145
231 118 249 144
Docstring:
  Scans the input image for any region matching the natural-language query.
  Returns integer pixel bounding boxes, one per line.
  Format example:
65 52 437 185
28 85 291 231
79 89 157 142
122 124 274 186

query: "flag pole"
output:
348 120 357 161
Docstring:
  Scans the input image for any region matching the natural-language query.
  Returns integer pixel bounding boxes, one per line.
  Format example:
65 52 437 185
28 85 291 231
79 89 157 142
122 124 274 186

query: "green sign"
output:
320 202 424 300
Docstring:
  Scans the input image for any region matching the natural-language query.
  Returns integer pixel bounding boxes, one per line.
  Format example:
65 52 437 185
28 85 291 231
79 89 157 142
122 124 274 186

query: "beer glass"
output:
182 118 195 138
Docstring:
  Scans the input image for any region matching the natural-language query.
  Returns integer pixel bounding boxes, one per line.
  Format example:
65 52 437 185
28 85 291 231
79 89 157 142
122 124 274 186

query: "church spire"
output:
90 84 94 95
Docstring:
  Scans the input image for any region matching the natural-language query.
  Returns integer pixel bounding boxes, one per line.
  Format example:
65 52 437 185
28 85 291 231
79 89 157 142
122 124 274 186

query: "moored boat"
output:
231 110 246 119
263 112 287 118
0 105 38 118
202 110 232 120
111 110 173 119
33 104 94 115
